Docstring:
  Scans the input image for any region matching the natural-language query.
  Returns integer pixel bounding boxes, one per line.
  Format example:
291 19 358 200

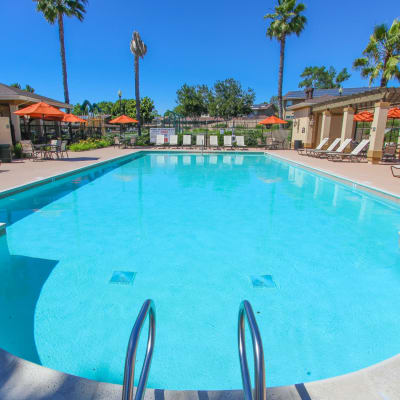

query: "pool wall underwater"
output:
1 150 400 400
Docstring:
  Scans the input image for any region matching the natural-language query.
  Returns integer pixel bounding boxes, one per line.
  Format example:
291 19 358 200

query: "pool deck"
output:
1 146 400 399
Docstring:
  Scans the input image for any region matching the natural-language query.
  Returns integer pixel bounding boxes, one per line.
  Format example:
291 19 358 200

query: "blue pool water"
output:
0 152 400 390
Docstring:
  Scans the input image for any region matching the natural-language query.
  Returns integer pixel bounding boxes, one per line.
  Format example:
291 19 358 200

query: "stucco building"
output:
288 87 400 164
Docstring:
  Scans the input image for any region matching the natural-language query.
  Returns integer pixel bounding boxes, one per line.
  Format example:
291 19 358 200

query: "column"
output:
340 106 355 143
320 110 332 141
367 102 390 164
9 105 21 142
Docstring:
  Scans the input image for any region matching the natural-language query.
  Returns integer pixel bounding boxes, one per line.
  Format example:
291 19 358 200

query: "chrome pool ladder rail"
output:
122 299 156 400
238 300 266 400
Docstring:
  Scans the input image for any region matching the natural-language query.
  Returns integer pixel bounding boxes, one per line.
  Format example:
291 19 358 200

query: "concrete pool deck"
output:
1 147 400 399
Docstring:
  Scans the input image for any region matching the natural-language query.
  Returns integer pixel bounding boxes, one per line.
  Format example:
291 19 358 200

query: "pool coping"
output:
266 152 400 205
1 149 400 399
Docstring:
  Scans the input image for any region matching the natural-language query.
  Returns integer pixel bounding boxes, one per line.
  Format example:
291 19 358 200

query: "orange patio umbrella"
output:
258 115 288 125
14 101 66 120
388 107 400 119
354 111 373 122
109 115 138 124
62 113 87 123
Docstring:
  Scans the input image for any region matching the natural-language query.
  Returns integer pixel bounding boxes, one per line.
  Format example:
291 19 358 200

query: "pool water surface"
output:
0 152 400 390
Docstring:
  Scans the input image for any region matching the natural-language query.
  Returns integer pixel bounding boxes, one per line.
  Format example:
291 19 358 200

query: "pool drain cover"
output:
251 275 276 288
110 271 136 285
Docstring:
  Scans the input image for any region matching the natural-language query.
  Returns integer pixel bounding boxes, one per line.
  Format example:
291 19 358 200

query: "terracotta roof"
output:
0 83 70 109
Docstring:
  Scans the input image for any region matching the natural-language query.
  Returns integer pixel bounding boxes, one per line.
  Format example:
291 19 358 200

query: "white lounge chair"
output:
236 136 247 150
309 138 341 158
183 135 192 148
224 136 232 149
169 135 178 147
156 135 165 146
328 139 370 162
196 135 205 147
298 137 328 155
209 135 219 149
319 138 352 158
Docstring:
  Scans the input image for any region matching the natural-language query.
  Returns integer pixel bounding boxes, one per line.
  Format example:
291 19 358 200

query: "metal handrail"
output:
122 299 156 400
238 300 266 400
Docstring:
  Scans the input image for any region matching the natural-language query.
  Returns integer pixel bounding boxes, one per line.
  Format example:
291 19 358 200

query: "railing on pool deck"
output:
238 300 266 400
122 299 156 400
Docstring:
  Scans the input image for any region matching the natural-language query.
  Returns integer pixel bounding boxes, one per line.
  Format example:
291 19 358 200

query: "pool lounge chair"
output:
169 135 178 148
196 135 205 148
224 136 232 149
314 138 352 158
308 138 341 158
236 136 247 150
327 139 370 162
209 135 219 149
156 135 165 147
391 165 400 177
298 137 328 155
183 135 192 148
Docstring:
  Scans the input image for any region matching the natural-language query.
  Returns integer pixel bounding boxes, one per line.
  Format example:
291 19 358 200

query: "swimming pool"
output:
0 152 399 391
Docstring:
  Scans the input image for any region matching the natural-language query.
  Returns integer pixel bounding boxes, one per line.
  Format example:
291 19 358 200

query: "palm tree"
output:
353 19 400 87
35 0 88 107
130 31 148 136
265 0 307 118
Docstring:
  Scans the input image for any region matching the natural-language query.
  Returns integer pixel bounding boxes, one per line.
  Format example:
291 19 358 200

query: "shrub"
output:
68 138 112 152
136 134 150 146
13 143 23 158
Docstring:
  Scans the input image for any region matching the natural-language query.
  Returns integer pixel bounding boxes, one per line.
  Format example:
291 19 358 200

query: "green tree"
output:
72 103 82 115
353 19 400 87
35 0 88 106
24 84 35 93
265 0 307 118
96 101 114 115
208 78 255 120
10 83 22 89
299 66 350 89
176 84 210 118
130 31 148 136
140 97 157 123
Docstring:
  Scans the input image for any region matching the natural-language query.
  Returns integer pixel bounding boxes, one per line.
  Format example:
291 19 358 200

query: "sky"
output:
1 0 399 114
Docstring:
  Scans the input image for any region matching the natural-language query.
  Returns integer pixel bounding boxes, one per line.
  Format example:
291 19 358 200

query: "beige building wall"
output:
0 117 12 145
291 107 313 148
329 114 343 139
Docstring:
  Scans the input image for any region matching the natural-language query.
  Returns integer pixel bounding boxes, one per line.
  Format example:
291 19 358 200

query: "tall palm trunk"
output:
135 55 141 136
277 36 286 119
58 12 70 108
380 55 389 87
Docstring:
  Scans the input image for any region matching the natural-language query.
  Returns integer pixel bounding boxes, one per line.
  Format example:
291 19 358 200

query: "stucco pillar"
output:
320 111 332 141
340 106 355 143
9 104 21 142
367 102 390 164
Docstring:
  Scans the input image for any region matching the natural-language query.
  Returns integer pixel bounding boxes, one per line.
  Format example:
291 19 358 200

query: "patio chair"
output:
129 136 137 148
60 141 69 158
391 165 400 178
196 135 205 147
209 135 219 149
169 135 178 148
236 136 247 150
113 136 122 148
183 135 192 148
382 144 397 162
20 140 43 161
224 135 233 149
309 138 341 158
48 140 61 159
257 138 264 148
298 137 328 155
156 135 165 146
327 139 370 162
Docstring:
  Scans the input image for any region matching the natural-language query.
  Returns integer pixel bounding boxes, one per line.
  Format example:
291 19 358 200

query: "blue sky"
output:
1 0 399 113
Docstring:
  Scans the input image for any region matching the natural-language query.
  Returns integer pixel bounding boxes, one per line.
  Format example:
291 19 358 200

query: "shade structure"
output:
258 115 288 125
388 107 400 119
109 115 138 124
354 111 373 122
14 102 66 120
62 113 87 123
